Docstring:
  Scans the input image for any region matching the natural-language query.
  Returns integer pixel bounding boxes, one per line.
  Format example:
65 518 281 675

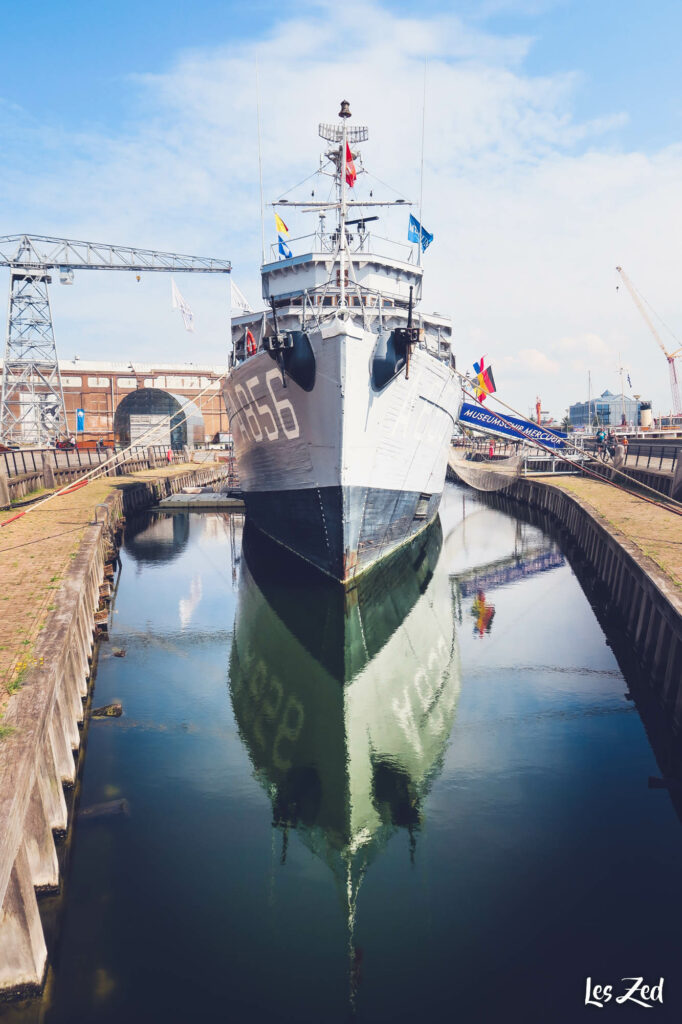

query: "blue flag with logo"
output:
278 235 292 259
408 214 433 252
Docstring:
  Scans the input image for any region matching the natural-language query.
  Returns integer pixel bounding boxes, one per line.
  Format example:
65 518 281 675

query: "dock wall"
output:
482 476 682 724
0 463 230 999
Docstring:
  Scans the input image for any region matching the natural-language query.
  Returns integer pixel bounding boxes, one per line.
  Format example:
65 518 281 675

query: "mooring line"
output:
453 371 682 517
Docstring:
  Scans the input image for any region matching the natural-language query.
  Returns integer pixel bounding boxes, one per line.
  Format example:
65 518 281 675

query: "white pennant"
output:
171 278 195 332
231 280 253 313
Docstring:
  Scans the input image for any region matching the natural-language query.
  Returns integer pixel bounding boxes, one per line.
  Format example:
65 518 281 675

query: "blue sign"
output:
76 408 85 432
458 402 566 449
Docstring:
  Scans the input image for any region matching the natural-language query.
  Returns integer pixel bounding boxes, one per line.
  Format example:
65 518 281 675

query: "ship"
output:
223 100 462 583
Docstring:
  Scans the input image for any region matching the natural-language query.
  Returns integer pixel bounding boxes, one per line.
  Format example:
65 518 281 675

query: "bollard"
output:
672 456 682 503
183 445 191 463
0 471 10 508
41 455 56 489
147 446 157 469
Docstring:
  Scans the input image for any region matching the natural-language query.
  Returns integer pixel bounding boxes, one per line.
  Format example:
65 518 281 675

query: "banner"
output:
76 408 85 432
458 401 566 449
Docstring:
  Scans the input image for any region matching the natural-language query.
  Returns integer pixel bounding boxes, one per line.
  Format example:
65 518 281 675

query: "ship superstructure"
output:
223 100 461 582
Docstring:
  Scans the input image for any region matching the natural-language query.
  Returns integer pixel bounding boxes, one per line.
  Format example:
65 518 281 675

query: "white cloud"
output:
551 332 616 373
501 347 560 375
1 0 681 418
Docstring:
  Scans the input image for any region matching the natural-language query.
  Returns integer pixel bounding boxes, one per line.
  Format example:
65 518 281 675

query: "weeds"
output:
5 653 44 696
0 722 15 741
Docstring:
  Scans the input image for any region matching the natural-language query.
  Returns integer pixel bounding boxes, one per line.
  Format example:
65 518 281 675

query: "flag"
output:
627 373 632 388
408 214 433 252
345 142 356 188
473 356 496 403
171 278 195 332
274 213 289 235
231 280 253 313
278 235 292 259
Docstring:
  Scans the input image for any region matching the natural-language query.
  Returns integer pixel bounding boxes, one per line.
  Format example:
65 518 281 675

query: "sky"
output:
2 0 682 420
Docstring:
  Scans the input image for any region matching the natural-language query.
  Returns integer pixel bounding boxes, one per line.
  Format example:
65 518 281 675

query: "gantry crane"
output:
0 234 231 444
615 265 682 416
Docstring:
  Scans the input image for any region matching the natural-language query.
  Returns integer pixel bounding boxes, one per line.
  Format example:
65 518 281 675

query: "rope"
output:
454 373 682 517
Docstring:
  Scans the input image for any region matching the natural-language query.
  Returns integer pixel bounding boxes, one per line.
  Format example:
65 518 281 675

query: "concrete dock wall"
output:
483 476 682 725
0 463 230 999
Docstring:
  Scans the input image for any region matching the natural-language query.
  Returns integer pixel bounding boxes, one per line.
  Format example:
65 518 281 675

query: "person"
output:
96 438 104 455
69 434 77 450
166 448 172 463
488 439 495 459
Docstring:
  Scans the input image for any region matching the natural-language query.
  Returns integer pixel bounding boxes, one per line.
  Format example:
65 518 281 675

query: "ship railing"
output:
267 230 417 266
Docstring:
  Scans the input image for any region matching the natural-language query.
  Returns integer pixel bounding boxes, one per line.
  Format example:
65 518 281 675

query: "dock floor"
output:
548 477 681 591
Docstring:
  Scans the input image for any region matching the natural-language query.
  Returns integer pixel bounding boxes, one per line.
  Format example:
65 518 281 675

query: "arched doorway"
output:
113 388 204 449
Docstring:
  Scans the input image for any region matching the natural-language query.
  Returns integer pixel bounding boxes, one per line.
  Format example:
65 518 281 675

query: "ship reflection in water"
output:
229 513 566 1006
229 519 460 1000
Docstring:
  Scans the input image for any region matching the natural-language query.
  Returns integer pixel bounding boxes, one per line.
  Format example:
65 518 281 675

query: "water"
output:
4 484 682 1023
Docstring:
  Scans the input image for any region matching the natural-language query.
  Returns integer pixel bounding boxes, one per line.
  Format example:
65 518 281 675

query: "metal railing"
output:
1 445 193 479
267 229 416 266
1 447 111 478
624 443 679 475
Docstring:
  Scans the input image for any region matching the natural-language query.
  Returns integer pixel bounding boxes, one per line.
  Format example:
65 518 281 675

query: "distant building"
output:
0 358 230 446
569 390 650 428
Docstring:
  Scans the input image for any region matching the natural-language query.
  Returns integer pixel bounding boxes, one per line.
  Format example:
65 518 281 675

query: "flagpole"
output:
256 63 266 266
418 59 427 269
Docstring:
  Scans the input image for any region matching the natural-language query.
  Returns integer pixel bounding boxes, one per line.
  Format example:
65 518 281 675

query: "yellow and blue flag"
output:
274 213 289 235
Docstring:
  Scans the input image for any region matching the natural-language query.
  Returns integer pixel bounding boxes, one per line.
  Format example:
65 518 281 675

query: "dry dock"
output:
0 460 230 999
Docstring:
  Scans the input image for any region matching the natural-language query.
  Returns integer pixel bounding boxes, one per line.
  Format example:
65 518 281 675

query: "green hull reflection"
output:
229 517 461 957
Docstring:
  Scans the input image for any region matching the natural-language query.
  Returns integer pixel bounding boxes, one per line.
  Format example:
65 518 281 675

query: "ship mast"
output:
339 100 350 308
270 103 414 300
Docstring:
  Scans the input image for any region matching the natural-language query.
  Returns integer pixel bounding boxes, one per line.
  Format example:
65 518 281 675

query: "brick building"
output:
1 359 230 445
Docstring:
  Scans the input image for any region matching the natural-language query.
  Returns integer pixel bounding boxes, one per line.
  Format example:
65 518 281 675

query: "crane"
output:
0 234 231 444
615 265 682 416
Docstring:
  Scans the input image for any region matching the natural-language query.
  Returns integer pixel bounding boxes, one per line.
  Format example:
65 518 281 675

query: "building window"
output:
61 376 82 387
117 377 137 389
87 377 110 387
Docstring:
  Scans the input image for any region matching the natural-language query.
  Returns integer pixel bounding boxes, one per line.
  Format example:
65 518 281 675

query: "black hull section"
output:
245 486 442 583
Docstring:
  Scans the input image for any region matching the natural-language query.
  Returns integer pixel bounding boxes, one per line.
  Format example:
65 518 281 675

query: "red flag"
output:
345 142 356 187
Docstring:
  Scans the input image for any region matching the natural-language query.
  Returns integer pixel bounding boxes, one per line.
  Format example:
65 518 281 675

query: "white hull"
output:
223 315 461 581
